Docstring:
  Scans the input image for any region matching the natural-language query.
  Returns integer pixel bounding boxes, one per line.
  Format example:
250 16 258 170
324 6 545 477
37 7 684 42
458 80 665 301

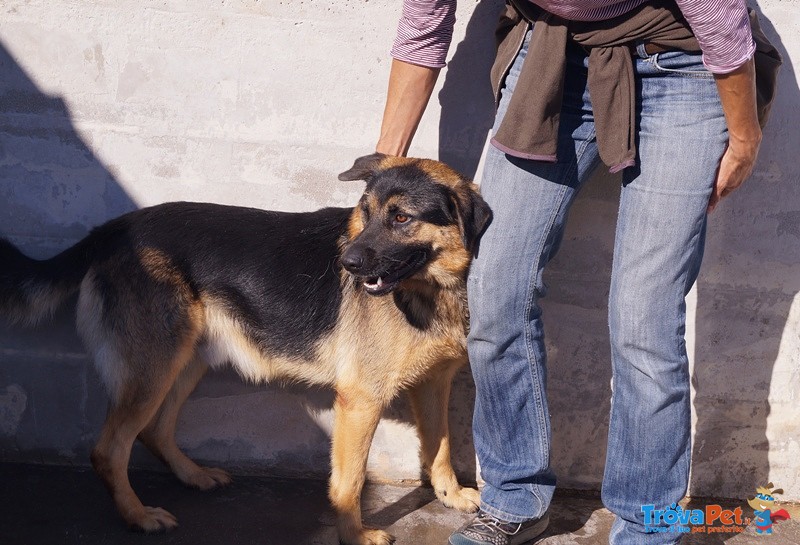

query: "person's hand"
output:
710 58 762 214
708 134 761 213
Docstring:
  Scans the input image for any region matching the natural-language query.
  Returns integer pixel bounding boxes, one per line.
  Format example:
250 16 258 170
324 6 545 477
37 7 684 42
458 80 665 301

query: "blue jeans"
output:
467 33 728 544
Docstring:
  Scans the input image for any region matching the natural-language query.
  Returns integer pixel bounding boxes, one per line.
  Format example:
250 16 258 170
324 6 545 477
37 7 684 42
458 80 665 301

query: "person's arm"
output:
376 60 440 156
709 58 762 212
674 0 760 211
377 0 456 156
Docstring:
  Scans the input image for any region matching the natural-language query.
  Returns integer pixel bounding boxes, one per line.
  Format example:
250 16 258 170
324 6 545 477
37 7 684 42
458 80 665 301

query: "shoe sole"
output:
509 514 549 545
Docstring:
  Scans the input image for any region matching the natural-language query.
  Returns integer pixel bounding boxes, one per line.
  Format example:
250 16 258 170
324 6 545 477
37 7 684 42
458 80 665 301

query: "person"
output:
375 1 767 544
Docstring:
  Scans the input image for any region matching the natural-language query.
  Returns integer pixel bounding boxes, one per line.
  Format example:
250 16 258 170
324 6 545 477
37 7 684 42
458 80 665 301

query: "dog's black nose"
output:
341 251 363 273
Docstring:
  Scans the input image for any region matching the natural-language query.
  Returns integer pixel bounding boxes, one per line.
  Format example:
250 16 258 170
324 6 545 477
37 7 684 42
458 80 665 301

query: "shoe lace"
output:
472 513 522 536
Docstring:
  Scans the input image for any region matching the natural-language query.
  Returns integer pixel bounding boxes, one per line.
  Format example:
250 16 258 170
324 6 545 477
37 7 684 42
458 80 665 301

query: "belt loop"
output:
635 42 649 59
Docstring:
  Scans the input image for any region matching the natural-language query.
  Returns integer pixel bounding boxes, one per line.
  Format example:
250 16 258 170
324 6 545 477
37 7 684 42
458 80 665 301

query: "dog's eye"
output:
394 214 410 224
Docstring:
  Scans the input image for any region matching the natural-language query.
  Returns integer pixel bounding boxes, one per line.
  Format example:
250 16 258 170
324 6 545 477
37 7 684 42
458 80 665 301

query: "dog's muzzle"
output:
342 249 428 296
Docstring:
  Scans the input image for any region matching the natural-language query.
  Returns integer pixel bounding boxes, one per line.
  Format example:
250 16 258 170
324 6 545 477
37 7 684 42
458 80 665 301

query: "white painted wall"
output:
0 0 797 501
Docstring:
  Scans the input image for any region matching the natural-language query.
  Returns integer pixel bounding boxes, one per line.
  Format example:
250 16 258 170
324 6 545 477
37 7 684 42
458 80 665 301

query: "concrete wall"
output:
0 0 797 502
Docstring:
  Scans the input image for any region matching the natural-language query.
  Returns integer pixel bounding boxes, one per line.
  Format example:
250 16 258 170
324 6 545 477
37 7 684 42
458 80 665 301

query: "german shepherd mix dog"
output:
0 154 491 545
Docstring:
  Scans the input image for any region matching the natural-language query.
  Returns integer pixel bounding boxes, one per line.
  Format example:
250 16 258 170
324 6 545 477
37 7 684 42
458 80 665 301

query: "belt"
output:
643 42 673 55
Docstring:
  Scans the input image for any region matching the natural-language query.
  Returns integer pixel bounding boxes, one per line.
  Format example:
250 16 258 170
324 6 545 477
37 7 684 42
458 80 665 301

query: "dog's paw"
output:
129 506 178 533
185 466 232 490
437 485 480 513
341 528 395 545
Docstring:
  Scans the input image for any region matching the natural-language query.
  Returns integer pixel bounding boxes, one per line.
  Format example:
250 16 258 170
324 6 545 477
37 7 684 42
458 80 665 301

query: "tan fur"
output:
415 222 472 288
416 159 468 189
348 209 365 241
138 247 188 286
377 156 466 190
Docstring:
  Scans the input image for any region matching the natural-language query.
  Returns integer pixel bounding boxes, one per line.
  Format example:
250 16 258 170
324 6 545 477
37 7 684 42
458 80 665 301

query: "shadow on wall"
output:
0 43 136 250
0 39 138 464
438 0 506 178
690 1 800 519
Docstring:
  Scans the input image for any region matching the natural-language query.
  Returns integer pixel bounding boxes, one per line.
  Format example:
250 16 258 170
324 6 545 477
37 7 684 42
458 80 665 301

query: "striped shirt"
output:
391 0 756 73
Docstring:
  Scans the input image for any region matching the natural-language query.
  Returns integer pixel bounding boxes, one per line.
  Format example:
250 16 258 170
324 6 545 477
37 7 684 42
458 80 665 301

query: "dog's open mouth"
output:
361 252 428 296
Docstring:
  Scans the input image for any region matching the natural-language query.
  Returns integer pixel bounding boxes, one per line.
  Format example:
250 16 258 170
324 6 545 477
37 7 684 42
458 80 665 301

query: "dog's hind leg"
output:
138 357 232 491
89 317 203 532
91 358 192 533
328 387 393 545
80 251 208 532
408 362 480 514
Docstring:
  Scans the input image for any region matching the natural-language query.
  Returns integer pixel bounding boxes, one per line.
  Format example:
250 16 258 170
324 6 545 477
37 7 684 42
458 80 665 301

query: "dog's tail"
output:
0 234 99 325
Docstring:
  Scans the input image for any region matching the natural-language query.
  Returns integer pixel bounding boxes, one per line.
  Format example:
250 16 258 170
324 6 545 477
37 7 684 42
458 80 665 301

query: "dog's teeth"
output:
362 278 384 291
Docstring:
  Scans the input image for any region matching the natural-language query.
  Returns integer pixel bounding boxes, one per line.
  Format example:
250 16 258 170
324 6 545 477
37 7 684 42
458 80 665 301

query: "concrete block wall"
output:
1 0 798 502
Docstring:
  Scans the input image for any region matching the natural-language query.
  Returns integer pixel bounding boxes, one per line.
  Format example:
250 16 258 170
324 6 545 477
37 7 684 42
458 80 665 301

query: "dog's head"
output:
338 153 492 296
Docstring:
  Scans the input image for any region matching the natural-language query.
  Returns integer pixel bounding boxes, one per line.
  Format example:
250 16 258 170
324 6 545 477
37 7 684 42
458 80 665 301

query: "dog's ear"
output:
338 153 389 181
449 184 492 255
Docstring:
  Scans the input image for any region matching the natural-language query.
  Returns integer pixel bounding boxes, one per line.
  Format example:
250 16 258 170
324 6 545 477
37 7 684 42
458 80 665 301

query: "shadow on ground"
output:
3 464 798 545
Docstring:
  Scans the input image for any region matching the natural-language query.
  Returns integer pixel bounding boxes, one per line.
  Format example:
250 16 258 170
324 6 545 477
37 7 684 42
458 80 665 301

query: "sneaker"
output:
448 511 549 545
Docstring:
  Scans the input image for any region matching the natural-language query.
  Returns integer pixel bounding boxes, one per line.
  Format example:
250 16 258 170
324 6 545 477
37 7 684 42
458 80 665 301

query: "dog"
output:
0 153 492 545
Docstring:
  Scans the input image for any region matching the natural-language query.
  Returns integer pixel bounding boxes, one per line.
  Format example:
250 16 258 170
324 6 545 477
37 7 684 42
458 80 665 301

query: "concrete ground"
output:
1 464 798 545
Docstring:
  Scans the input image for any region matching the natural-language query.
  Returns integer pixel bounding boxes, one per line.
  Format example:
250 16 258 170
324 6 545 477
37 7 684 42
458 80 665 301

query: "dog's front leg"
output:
408 364 480 513
329 388 392 545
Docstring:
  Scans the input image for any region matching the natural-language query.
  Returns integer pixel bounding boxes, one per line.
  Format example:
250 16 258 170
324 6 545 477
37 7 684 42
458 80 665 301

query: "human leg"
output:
602 48 729 544
464 35 601 525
